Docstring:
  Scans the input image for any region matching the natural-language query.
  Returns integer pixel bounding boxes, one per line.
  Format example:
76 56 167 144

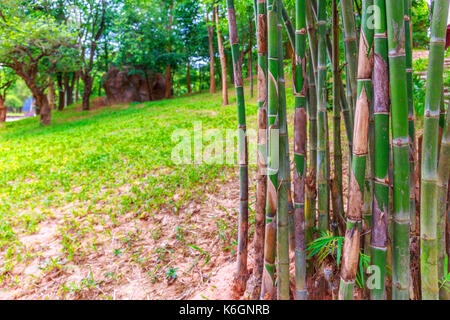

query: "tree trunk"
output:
0 98 6 122
36 93 51 126
187 61 191 94
164 65 172 99
67 72 75 106
75 75 80 103
63 74 70 108
82 74 93 111
198 66 202 92
164 3 174 99
207 12 216 94
48 77 56 111
215 6 229 105
57 73 65 111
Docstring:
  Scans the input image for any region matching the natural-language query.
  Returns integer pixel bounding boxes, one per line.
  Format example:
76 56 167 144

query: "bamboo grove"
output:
226 0 450 300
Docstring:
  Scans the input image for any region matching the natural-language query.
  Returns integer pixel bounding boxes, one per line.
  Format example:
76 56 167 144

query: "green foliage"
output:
306 230 343 267
0 67 16 102
439 255 450 292
4 78 31 109
355 252 370 289
413 73 426 121
306 230 372 289
0 0 76 103
113 0 180 73
411 0 430 48
165 267 178 280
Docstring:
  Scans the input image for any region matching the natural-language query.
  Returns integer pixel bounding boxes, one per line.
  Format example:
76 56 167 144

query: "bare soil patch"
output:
0 172 249 300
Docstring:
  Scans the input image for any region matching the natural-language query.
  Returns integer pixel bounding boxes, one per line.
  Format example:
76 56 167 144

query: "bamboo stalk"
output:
306 50 317 267
386 0 411 300
339 0 374 300
331 0 344 238
260 0 279 299
245 0 268 300
316 0 329 233
276 0 290 300
305 0 318 80
309 0 354 152
339 0 359 116
403 0 416 235
226 0 249 295
420 0 449 300
370 0 389 300
291 0 308 300
437 104 450 300
215 6 229 106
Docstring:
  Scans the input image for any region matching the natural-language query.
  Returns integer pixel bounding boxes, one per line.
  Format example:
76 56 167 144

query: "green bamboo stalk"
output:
280 3 295 49
370 0 389 300
316 0 329 233
339 0 374 300
226 0 249 295
306 50 317 260
439 83 445 130
404 0 416 235
260 0 279 299
292 0 307 300
447 176 450 298
305 0 318 80
310 1 331 237
278 2 296 255
276 0 290 299
363 0 376 257
331 0 345 237
386 0 411 300
310 0 354 152
340 0 359 115
437 105 450 300
325 36 354 154
420 0 449 300
247 0 268 300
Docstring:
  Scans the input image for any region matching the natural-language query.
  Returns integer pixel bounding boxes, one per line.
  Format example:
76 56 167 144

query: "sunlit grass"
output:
0 86 259 279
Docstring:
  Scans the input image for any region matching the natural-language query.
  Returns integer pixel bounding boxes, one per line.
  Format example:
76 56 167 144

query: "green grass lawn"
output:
0 86 264 297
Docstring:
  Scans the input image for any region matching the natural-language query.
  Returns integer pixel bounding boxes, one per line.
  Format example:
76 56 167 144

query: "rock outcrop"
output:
103 67 166 105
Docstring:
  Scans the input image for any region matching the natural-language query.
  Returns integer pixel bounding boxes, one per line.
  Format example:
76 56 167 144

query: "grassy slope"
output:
0 86 264 297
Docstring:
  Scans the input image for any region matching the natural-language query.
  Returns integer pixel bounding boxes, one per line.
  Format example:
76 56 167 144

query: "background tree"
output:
0 0 75 125
71 0 108 111
0 67 15 122
174 0 209 95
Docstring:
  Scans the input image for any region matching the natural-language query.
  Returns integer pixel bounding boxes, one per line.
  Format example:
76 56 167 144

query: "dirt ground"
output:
0 174 245 300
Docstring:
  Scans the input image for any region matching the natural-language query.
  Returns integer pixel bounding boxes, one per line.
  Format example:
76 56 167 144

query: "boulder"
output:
102 67 166 105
